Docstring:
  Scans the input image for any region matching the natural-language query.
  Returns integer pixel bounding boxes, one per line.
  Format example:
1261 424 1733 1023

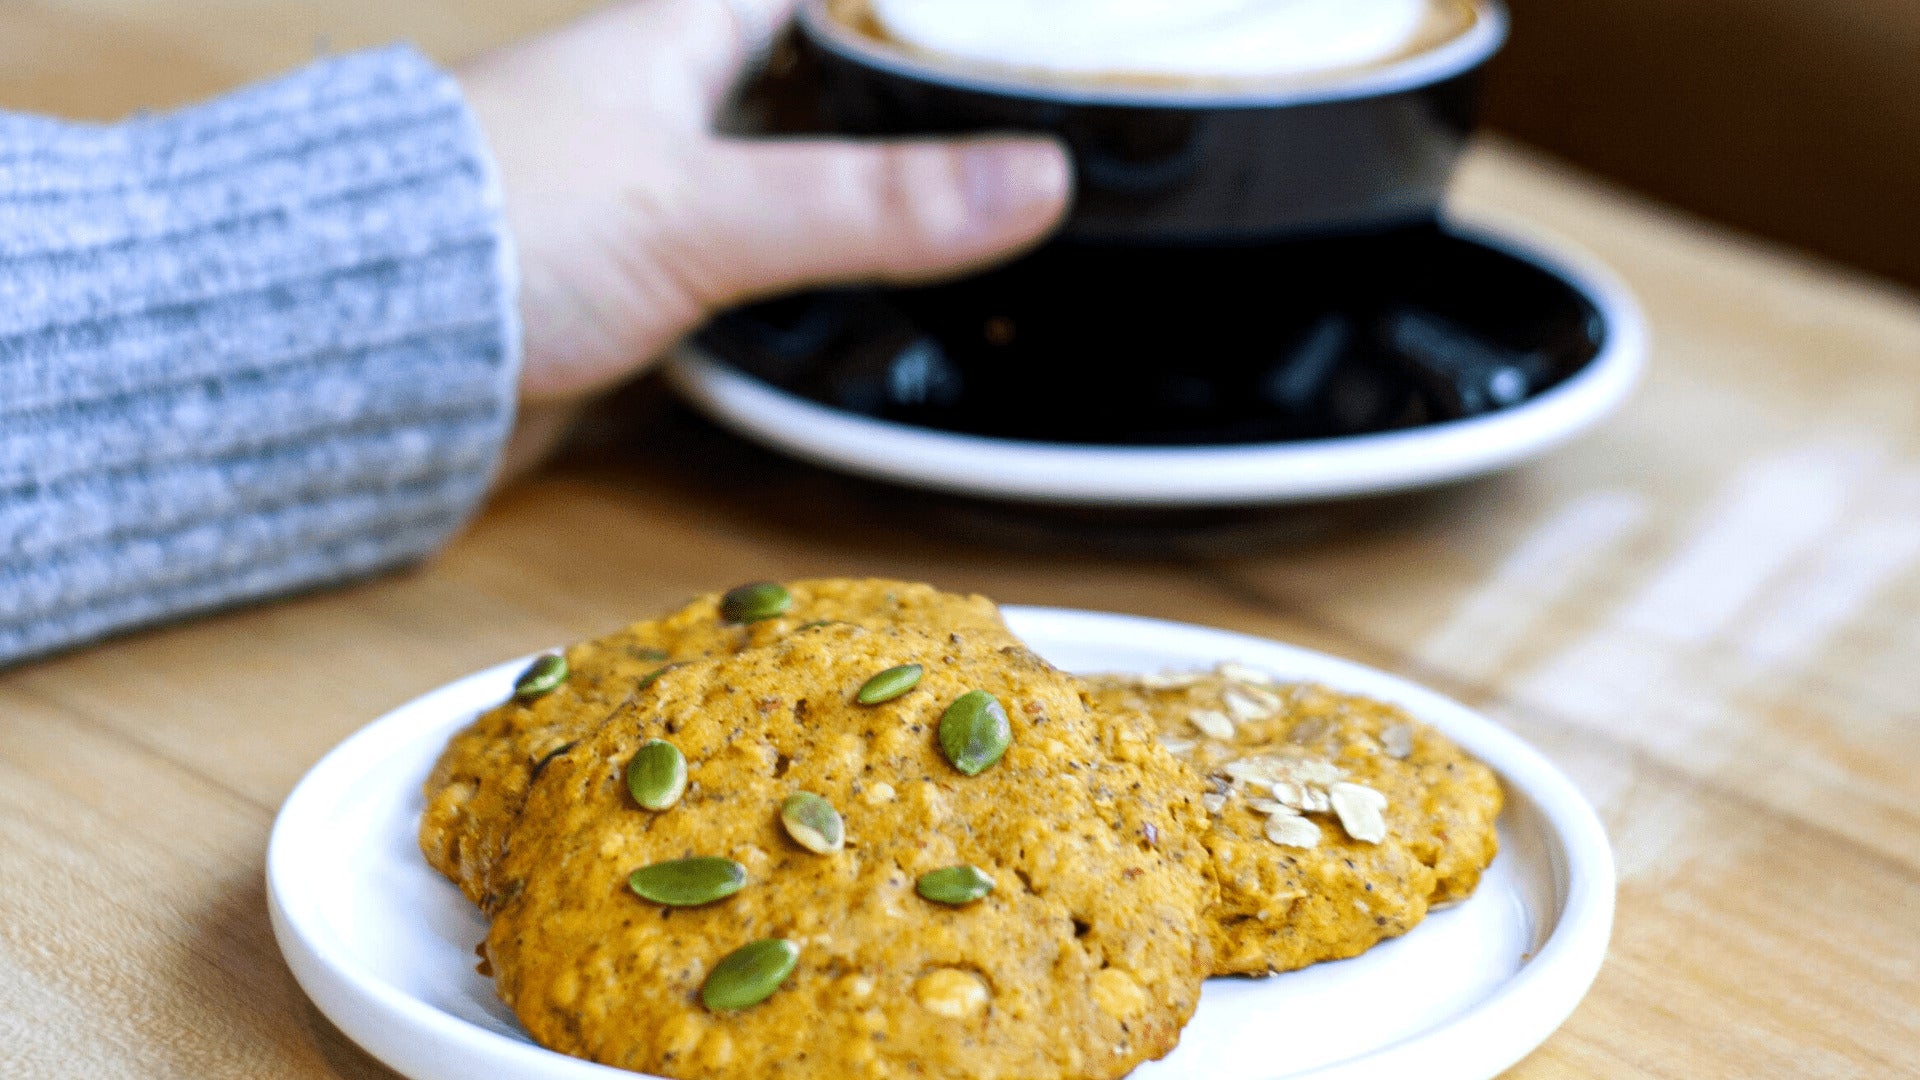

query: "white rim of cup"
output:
796 0 1511 109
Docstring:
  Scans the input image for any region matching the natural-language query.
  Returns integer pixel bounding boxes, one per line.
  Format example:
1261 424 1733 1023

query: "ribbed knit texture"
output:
0 46 521 666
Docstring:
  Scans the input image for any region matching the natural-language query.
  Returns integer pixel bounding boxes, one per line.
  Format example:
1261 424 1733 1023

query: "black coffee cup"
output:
796 0 1509 244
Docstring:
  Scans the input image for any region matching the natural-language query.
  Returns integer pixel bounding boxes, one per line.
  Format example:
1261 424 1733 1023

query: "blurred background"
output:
7 0 1916 291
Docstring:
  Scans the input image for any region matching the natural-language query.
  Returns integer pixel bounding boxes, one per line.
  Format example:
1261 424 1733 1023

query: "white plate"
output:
666 223 1646 508
269 608 1614 1080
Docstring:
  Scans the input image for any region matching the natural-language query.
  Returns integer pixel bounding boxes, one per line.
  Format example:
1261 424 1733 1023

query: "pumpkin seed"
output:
529 741 575 781
701 938 800 1011
939 690 1011 776
626 739 687 810
628 857 747 907
720 582 791 624
916 865 995 905
780 792 845 854
856 663 923 705
513 653 568 700
636 663 683 692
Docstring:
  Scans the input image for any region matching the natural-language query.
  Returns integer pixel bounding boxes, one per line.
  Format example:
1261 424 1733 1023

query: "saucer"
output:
267 607 1614 1080
667 220 1645 507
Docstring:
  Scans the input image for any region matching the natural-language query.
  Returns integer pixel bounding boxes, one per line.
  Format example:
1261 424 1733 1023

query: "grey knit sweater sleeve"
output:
0 46 521 666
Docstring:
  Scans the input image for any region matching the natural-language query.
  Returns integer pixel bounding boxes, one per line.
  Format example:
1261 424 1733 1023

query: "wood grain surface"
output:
4 3 1919 1078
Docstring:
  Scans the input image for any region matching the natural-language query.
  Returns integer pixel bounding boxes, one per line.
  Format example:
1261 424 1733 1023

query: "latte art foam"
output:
862 0 1470 83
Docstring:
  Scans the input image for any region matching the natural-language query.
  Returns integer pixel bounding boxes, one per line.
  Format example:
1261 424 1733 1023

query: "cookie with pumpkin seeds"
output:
419 579 1011 908
484 622 1214 1080
1084 668 1502 976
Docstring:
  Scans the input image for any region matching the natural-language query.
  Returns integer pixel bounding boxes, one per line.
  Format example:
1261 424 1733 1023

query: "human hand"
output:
459 0 1073 475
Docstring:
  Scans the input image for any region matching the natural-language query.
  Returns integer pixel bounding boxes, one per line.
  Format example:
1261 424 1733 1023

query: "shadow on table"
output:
560 380 1514 562
302 1003 409 1080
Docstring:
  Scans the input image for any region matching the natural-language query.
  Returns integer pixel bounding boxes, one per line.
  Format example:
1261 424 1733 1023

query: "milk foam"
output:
865 0 1458 82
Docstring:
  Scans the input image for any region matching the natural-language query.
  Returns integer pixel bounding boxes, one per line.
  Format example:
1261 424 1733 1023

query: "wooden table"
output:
6 4 1919 1078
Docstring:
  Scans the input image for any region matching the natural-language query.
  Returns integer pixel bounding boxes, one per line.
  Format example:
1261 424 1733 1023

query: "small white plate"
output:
269 608 1614 1080
667 223 1646 508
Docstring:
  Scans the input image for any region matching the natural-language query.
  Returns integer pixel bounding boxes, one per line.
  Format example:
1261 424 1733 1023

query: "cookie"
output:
1085 667 1501 976
420 579 1009 907
484 622 1214 1080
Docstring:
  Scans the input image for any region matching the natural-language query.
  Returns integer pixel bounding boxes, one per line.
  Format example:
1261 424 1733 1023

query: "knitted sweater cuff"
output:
0 45 522 665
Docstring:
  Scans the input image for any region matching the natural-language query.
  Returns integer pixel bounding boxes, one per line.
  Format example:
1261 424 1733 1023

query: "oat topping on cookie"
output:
1084 668 1502 977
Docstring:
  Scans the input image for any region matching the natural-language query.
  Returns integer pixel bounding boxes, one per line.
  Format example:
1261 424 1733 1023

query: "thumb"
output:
668 136 1073 307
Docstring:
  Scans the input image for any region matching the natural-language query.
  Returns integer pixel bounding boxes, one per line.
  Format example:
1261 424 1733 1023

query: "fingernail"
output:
962 141 1072 224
